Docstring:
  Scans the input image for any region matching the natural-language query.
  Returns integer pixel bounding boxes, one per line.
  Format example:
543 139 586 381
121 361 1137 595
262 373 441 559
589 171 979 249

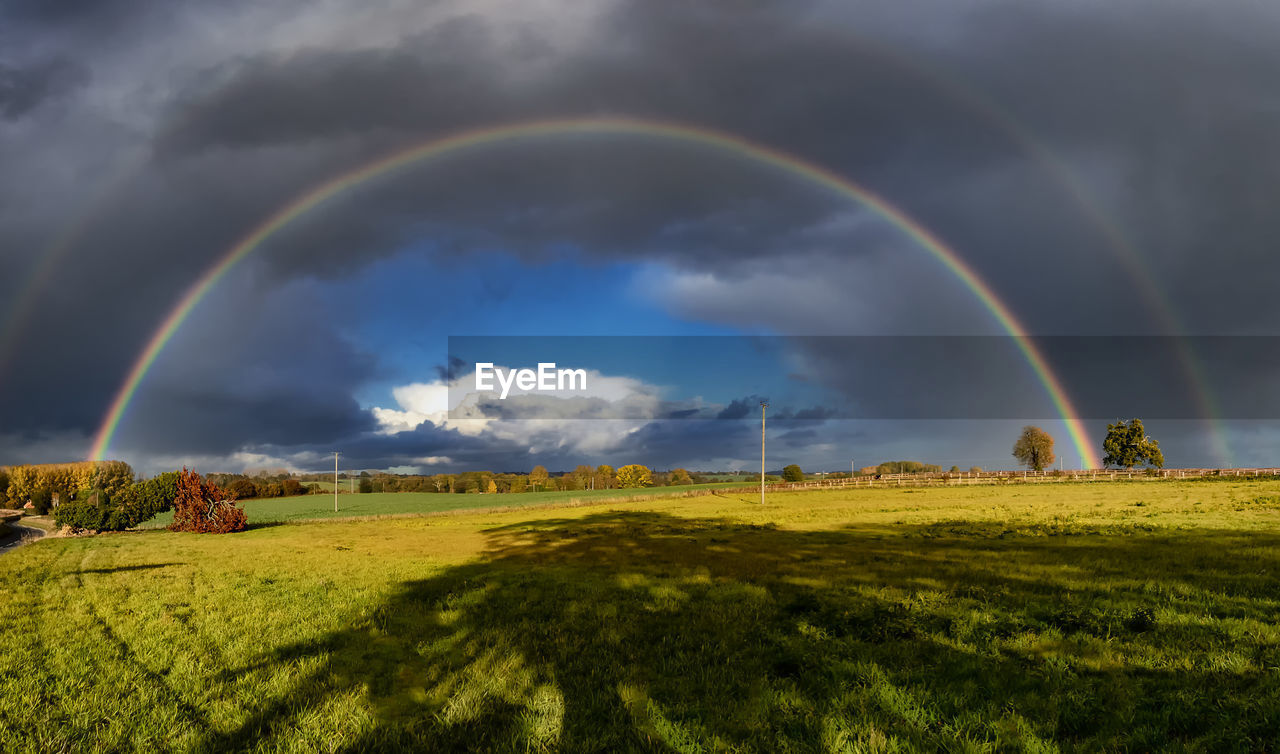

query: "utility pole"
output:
332 452 339 513
760 400 768 505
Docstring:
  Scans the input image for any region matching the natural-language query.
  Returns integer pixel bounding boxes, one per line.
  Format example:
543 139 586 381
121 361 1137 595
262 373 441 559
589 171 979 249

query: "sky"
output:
2 0 1279 475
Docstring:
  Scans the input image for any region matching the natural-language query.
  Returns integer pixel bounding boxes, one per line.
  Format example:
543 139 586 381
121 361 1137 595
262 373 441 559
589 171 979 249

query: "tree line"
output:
0 418 1172 529
307 464 720 494
207 475 308 499
0 461 135 513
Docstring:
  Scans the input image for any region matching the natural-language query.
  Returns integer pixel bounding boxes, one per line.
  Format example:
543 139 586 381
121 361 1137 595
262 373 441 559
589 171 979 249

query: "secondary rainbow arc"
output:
88 117 1101 468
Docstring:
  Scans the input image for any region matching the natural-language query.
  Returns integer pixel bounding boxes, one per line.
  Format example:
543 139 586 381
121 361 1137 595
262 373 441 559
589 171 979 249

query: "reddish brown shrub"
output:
169 468 247 533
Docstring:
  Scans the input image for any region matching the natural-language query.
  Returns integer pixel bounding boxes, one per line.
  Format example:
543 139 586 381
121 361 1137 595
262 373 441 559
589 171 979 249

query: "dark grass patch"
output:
183 516 1280 750
5 500 1280 751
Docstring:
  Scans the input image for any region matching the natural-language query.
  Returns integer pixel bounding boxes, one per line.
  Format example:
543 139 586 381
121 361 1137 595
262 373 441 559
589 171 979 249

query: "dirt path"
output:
0 522 47 554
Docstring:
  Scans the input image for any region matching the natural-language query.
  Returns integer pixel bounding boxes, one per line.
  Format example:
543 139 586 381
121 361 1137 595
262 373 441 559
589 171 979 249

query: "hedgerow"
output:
53 471 182 532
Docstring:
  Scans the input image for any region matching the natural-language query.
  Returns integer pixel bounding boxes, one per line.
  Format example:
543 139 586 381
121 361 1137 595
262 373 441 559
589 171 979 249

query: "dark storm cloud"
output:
435 356 469 383
105 278 381 456
253 418 756 474
155 17 515 153
129 385 375 455
595 419 762 470
0 59 87 119
716 397 767 421
1 0 158 24
222 419 525 474
3 0 1280 469
140 0 1280 328
775 407 839 422
134 2 1019 280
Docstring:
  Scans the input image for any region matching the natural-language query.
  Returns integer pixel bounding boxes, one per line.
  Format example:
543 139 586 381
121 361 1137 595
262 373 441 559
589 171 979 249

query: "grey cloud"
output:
156 17 513 154
715 396 766 421
0 59 87 119
133 0 1280 335
102 277 380 457
3 0 1280 469
436 356 469 383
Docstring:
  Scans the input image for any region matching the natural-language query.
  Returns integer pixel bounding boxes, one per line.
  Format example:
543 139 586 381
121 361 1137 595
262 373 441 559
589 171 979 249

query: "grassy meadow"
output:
2 480 1279 751
139 482 746 527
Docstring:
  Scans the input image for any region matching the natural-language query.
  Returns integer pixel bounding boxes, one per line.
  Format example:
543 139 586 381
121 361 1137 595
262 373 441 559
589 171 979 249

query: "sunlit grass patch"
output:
2 479 1279 750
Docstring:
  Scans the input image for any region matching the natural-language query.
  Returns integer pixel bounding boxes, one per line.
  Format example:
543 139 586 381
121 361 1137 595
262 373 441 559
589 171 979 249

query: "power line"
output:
760 401 768 505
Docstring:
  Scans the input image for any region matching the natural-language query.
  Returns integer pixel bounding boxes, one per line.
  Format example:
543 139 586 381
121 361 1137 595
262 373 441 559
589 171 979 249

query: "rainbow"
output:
828 32 1232 465
88 116 1101 467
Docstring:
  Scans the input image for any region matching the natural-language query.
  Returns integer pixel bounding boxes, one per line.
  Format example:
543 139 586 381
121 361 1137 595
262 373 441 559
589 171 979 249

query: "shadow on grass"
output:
243 520 290 531
78 562 184 575
206 511 1280 751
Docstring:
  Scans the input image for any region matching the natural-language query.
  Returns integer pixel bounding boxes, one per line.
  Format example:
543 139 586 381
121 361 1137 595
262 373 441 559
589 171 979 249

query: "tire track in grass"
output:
70 547 215 742
0 542 58 747
22 542 100 750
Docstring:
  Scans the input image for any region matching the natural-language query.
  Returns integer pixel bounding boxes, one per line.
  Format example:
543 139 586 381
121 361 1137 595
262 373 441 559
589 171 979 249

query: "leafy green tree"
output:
1103 418 1165 469
5 465 37 506
782 464 805 482
93 461 135 498
358 477 373 493
29 488 53 515
571 465 594 489
119 471 180 523
228 479 258 499
1012 426 1056 471
616 464 653 488
43 466 77 502
529 465 550 491
594 465 616 490
454 471 491 494
669 468 693 486
54 494 108 531
875 461 940 474
55 472 181 532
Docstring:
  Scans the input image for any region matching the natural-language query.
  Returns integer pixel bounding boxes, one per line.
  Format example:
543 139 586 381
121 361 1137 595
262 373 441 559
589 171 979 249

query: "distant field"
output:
306 479 347 492
307 476 760 493
4 480 1279 751
140 482 746 527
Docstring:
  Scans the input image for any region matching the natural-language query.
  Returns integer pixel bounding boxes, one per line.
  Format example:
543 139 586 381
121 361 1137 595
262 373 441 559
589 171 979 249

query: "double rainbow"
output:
88 117 1101 468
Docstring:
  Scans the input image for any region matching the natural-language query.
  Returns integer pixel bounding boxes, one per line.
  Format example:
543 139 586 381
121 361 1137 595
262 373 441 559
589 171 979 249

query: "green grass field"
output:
139 482 746 527
3 480 1279 751
308 477 756 494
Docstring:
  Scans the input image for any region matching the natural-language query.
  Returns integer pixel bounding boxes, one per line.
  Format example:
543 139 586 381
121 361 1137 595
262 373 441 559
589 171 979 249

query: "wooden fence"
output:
762 467 1280 491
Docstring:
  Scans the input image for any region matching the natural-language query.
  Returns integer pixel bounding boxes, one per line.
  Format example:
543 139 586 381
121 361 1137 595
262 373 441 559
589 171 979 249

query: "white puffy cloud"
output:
370 364 696 457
